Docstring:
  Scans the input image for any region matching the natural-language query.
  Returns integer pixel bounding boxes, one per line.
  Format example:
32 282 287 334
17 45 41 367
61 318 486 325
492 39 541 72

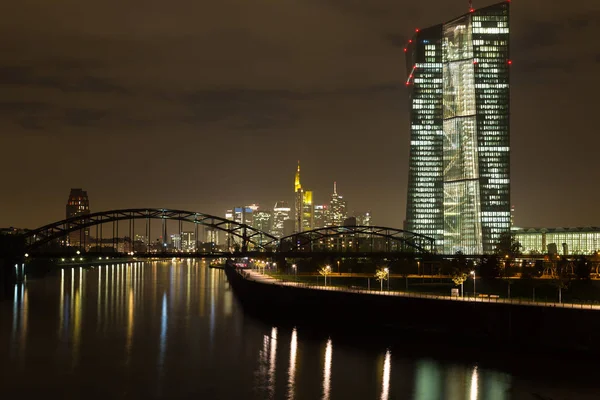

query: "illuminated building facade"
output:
272 201 291 237
65 188 90 248
313 204 329 229
355 211 372 227
329 182 347 226
253 210 273 235
405 2 511 254
181 231 195 251
170 234 181 250
514 227 600 256
293 162 314 232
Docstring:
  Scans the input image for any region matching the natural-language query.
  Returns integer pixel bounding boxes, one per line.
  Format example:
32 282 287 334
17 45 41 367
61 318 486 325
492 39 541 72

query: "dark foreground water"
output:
1 260 599 399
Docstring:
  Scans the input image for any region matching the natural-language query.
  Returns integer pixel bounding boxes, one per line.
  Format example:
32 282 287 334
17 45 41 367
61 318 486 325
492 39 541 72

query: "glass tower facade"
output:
405 2 510 254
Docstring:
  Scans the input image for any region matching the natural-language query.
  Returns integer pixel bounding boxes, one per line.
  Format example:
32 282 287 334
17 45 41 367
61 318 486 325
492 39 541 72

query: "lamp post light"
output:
292 264 297 282
76 250 81 255
470 270 476 298
326 265 331 286
384 268 390 291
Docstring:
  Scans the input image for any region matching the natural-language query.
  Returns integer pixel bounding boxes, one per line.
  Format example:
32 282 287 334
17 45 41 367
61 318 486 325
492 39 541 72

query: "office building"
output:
293 161 314 232
272 201 292 238
405 1 511 254
329 182 347 226
253 209 273 235
170 234 181 250
514 227 600 256
355 211 372 227
181 231 195 251
313 204 329 229
65 188 91 248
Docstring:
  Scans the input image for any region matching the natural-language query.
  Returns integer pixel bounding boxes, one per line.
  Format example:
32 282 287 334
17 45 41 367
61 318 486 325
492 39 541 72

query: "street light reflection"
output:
287 328 298 400
381 349 391 400
323 338 333 400
470 365 479 400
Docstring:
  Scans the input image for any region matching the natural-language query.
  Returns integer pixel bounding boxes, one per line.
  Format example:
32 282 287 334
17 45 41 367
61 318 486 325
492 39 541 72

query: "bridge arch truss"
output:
24 208 277 253
277 226 435 255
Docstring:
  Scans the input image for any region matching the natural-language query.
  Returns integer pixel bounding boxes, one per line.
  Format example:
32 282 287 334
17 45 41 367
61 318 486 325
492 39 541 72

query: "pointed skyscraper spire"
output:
333 181 337 195
294 160 302 192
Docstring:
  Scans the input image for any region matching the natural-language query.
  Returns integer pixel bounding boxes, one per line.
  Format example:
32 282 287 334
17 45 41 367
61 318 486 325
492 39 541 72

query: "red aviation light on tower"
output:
415 28 420 33
508 60 513 65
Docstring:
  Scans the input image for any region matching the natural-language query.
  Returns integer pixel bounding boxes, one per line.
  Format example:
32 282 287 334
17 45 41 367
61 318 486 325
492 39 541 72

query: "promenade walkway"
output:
239 269 600 311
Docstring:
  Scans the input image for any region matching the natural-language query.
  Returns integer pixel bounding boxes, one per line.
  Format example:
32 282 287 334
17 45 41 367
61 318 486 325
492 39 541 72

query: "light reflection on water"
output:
0 260 599 399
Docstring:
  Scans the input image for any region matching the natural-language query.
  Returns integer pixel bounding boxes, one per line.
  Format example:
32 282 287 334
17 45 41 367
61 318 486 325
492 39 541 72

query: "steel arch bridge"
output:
277 226 435 255
23 208 277 253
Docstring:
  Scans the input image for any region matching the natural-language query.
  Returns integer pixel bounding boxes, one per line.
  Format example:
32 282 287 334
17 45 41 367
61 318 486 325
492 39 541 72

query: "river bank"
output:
226 264 600 356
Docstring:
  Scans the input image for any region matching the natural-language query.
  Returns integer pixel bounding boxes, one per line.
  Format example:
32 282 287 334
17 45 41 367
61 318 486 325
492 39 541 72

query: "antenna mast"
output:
469 0 473 11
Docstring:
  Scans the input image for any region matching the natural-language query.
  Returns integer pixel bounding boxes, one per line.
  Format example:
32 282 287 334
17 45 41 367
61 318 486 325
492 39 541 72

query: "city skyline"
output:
1 0 599 231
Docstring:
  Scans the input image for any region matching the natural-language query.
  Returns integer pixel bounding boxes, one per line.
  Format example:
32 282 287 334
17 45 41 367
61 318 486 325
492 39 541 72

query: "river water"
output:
0 260 598 399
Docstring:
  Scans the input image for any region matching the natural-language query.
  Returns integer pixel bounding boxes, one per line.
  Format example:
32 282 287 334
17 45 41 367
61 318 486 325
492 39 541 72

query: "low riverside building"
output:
513 227 600 256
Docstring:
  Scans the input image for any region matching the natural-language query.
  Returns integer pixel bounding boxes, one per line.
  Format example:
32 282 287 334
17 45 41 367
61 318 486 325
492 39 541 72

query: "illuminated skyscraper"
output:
253 209 273 235
329 182 347 226
405 2 511 254
294 161 303 232
65 188 90 248
302 190 314 231
313 204 329 229
293 161 314 232
272 201 291 237
355 211 372 227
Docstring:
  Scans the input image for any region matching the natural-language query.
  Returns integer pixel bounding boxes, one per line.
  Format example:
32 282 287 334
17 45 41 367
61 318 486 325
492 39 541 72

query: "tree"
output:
318 265 332 286
495 231 522 258
450 251 470 297
374 267 389 292
452 272 468 297
478 255 500 279
500 258 518 299
552 257 572 304
392 258 414 290
575 256 591 280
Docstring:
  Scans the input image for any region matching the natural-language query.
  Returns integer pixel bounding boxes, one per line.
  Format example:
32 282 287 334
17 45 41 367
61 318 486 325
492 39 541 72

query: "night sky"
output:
1 0 599 230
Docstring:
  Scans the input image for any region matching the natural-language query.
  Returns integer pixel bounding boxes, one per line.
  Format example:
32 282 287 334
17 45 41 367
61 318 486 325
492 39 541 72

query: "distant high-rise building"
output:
253 209 273 235
293 161 314 232
302 190 314 231
170 234 181 250
205 228 219 246
329 182 347 226
181 231 195 251
355 211 372 227
313 204 329 229
272 201 291 238
66 188 90 248
226 206 254 225
294 161 303 232
405 2 511 254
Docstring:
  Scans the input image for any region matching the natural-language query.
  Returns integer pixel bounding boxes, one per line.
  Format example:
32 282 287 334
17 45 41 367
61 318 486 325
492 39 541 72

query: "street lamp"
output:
384 267 390 291
76 250 80 255
292 264 297 281
470 270 476 298
326 265 331 286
